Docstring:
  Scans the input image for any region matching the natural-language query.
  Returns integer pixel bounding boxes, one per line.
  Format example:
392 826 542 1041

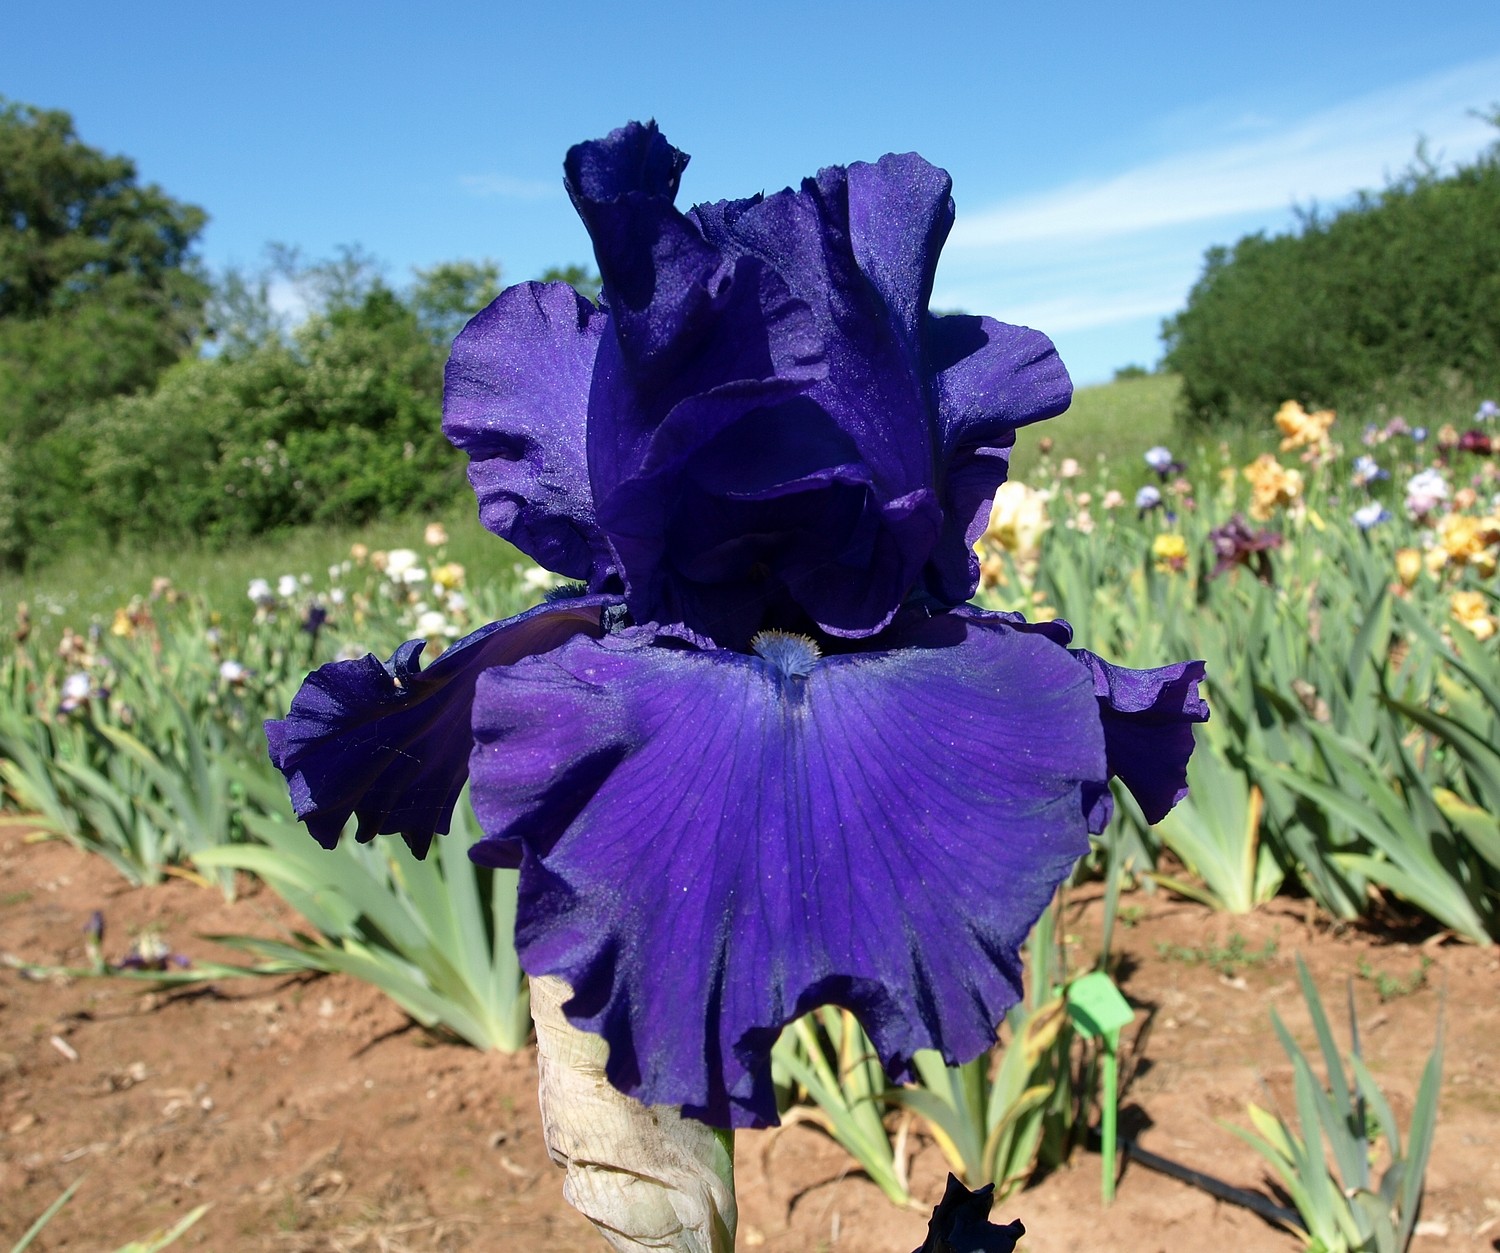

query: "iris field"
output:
2 377 1495 1249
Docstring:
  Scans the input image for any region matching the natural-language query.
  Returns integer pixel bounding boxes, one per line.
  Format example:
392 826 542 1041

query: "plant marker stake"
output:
1066 971 1135 1204
530 976 737 1251
1101 1029 1119 1202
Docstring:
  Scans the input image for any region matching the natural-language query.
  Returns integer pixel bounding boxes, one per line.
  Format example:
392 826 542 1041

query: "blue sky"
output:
4 2 1498 384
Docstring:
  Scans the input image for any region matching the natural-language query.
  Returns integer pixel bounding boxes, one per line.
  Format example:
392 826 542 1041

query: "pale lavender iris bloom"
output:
1134 484 1163 515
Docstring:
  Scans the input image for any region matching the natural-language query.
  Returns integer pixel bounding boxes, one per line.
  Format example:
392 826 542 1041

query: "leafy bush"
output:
0 141 601 568
77 283 467 548
1164 125 1500 425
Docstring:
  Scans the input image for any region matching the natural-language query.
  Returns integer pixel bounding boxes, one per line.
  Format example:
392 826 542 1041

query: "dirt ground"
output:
2 820 1496 1253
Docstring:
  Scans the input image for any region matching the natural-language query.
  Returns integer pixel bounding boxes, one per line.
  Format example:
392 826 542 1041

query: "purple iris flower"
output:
301 603 329 634
266 122 1206 1128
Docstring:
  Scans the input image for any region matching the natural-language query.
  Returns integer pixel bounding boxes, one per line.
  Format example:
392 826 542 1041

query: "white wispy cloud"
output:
949 56 1499 250
933 56 1499 378
458 172 560 201
987 288 1192 337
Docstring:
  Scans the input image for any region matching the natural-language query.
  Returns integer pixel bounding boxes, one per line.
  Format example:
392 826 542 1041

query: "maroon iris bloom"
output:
1209 514 1283 582
267 123 1206 1128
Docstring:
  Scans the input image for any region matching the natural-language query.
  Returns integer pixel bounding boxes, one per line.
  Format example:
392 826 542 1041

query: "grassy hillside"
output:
1008 372 1181 482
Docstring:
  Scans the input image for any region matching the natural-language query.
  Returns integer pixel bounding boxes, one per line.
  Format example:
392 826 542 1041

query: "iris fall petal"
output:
1070 648 1210 827
266 596 610 855
468 613 1105 1126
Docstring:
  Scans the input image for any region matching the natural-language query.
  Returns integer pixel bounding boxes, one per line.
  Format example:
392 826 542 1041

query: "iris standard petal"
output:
467 614 1105 1126
843 152 955 351
602 155 962 640
690 162 939 509
567 125 835 639
265 595 611 856
443 281 614 585
563 120 737 386
924 315 1073 603
589 281 830 643
565 125 1076 641
1070 648 1210 826
606 397 939 647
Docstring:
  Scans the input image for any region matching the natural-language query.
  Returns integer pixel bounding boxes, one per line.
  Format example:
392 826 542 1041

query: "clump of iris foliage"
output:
987 400 1500 944
1 124 1491 1225
1226 957 1443 1253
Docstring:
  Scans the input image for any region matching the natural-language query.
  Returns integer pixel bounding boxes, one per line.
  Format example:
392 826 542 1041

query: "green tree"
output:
410 258 503 344
0 98 209 565
0 98 209 437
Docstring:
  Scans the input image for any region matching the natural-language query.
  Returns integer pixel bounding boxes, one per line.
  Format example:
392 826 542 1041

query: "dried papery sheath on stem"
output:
532 976 736 1252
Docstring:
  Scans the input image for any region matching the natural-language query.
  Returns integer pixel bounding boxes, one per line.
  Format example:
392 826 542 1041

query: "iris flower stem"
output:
530 975 737 1251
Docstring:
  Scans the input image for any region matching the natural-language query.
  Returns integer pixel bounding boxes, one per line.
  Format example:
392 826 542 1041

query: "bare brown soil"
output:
1 821 1496 1252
